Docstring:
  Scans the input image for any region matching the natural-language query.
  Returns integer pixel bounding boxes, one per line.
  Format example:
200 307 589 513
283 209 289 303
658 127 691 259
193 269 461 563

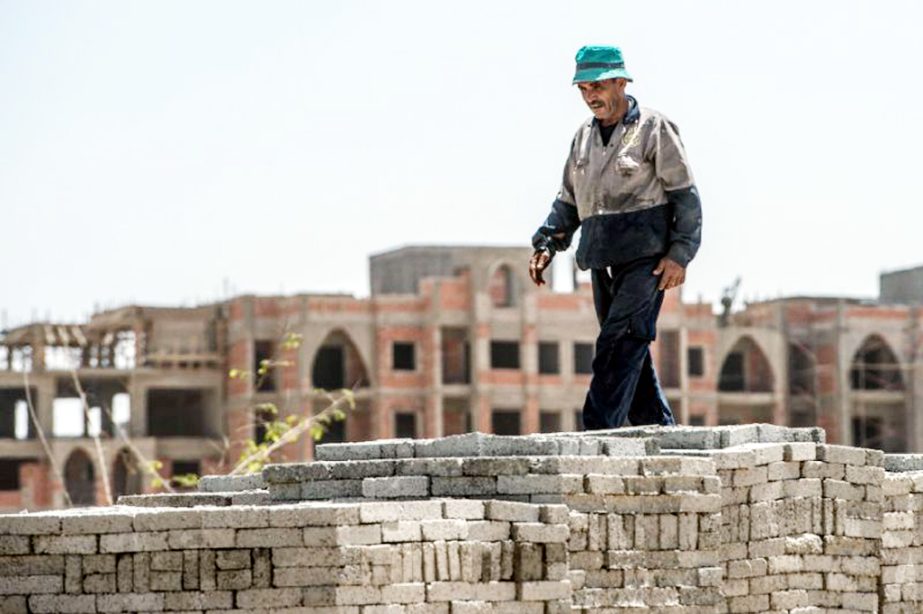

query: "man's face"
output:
577 78 627 125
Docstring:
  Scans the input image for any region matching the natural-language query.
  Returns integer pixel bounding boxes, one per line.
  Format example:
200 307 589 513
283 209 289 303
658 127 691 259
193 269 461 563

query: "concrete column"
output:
772 337 787 426
836 302 850 446
561 342 575 387
471 289 492 433
32 335 45 371
427 325 444 438
522 292 539 434
128 378 148 438
679 327 690 425
33 376 55 438
913 355 923 453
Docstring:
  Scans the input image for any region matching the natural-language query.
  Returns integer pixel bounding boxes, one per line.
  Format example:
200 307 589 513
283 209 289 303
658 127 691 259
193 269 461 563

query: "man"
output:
529 45 702 431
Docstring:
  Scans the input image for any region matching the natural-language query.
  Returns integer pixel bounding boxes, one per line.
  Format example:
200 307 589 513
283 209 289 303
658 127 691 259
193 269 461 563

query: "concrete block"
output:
34 535 97 554
198 473 266 492
443 499 485 520
414 432 488 458
316 441 384 461
512 523 569 543
431 477 497 496
97 593 165 612
201 506 270 529
0 575 63 595
397 458 465 477
163 589 233 610
485 500 540 522
117 492 231 507
497 475 583 495
818 444 868 466
236 588 302 609
0 536 29 555
328 460 397 480
166 528 235 550
884 454 923 472
420 519 468 540
362 476 430 499
301 479 363 500
236 527 301 548
382 520 422 542
133 508 202 531
359 500 443 523
62 512 134 535
461 457 531 477
28 595 95 613
481 435 559 457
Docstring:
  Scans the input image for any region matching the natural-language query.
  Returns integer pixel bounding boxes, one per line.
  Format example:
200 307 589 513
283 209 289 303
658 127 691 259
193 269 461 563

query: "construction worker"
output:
529 45 702 430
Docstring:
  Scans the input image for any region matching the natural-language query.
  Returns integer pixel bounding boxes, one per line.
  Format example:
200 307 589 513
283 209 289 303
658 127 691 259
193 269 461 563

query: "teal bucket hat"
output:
572 45 633 84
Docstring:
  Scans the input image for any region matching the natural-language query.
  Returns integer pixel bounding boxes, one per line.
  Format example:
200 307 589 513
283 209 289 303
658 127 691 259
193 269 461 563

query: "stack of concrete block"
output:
0 499 569 613
714 441 883 613
263 434 725 613
881 455 923 612
567 456 723 612
12 425 923 612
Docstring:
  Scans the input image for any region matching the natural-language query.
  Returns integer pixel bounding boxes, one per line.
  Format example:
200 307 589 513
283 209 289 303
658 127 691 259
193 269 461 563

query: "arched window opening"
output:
718 337 774 393
850 335 903 391
488 264 517 308
788 343 815 396
112 448 142 500
64 449 96 506
311 330 370 390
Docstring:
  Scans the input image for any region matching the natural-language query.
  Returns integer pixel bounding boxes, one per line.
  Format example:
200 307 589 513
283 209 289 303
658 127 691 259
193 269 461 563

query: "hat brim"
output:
572 67 633 84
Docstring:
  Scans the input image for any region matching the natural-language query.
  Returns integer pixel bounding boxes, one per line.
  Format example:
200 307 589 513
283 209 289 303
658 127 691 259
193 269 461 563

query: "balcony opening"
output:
538 342 560 375
441 328 470 384
490 341 520 370
491 409 521 435
147 389 207 436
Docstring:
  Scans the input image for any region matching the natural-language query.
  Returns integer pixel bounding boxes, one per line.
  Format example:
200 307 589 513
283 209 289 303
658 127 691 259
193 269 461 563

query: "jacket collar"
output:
591 95 640 128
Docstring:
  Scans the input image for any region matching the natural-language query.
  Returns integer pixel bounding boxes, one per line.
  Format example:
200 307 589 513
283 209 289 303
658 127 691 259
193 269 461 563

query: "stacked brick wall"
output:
9 425 923 612
0 499 568 613
262 434 723 612
881 456 923 612
715 442 883 612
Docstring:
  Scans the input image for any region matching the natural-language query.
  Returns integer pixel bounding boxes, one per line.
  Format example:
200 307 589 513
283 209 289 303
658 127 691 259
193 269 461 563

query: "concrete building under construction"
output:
1 246 921 510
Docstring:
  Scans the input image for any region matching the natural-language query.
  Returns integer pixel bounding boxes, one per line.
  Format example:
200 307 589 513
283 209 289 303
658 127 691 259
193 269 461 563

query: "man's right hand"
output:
529 249 552 286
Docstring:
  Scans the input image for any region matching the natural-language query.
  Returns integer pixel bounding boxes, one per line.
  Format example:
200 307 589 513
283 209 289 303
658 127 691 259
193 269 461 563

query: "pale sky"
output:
2 0 922 328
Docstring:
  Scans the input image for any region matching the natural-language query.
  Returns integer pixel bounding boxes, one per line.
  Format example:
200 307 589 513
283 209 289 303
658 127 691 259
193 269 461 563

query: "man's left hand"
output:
653 257 685 291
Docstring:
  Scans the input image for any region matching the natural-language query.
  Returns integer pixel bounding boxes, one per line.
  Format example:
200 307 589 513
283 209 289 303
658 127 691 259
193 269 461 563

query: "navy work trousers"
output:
581 256 676 430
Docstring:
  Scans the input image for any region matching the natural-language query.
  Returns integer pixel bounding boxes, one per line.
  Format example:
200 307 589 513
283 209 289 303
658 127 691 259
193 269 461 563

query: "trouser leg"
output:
626 347 675 426
582 331 652 429
582 256 673 430
590 268 613 326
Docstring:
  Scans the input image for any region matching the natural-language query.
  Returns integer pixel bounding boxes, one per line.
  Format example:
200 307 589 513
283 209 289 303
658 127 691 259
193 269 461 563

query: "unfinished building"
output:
2 246 923 511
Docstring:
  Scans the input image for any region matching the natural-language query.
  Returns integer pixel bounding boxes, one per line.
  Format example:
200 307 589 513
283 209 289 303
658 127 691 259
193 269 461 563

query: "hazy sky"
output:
2 1 922 327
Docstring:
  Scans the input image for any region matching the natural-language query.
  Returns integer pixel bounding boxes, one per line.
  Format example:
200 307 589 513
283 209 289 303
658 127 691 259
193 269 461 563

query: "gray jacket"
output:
533 96 702 270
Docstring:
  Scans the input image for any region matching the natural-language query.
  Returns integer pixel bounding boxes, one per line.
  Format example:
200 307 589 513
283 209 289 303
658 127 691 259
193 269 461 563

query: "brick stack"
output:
881 455 923 612
0 499 569 613
714 442 883 613
263 433 724 612
567 456 722 612
10 424 923 612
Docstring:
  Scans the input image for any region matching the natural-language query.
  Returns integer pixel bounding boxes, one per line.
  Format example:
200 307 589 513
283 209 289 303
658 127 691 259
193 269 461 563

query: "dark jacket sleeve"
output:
665 185 702 267
532 198 581 256
532 135 582 256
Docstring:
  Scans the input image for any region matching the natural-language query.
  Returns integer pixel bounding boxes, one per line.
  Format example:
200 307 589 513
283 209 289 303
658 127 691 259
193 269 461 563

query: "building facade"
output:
1 246 921 510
